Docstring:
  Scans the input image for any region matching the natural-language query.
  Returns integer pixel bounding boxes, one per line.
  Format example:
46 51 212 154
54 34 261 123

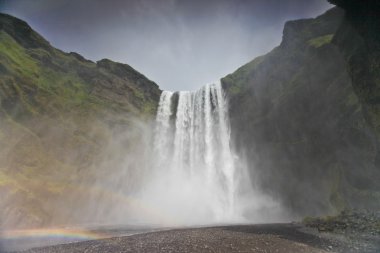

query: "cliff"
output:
222 6 380 218
0 13 161 228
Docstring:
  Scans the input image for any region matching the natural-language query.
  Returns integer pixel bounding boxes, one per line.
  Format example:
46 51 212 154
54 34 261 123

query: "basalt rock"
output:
222 6 380 218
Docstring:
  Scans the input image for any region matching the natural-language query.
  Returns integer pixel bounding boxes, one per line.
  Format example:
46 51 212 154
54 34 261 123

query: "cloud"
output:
1 0 333 91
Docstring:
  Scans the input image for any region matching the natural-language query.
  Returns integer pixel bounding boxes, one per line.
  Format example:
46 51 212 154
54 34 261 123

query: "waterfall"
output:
151 82 240 223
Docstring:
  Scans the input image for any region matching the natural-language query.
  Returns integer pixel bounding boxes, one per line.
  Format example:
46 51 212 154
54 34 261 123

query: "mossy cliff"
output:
0 13 161 228
222 6 380 218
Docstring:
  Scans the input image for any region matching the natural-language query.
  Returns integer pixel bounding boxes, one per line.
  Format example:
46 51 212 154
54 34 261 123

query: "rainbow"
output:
1 228 107 241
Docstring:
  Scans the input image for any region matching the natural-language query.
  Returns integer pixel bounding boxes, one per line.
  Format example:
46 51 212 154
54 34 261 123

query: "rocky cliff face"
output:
331 0 380 137
0 13 161 228
222 7 380 218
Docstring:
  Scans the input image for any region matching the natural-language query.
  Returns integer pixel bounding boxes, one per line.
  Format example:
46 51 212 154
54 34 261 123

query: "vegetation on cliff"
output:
0 13 161 228
222 6 380 217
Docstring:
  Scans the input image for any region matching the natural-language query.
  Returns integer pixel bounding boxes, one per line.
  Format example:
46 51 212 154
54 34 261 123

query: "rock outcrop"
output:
222 7 380 218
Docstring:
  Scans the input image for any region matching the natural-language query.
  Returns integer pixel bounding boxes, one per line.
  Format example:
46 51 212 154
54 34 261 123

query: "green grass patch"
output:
223 55 265 95
0 31 39 78
308 34 334 48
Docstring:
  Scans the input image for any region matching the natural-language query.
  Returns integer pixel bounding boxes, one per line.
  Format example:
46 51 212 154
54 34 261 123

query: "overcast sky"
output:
1 0 333 91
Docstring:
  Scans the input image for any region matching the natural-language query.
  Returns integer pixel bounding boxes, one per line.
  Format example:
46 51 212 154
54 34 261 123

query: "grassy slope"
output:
0 13 161 228
222 7 380 218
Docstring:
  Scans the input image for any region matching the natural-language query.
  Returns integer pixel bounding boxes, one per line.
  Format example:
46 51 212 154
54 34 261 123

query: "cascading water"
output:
82 81 283 228
148 82 242 224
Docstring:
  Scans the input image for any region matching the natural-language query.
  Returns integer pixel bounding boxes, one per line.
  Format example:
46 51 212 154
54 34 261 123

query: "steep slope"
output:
330 0 380 137
222 7 380 218
0 13 161 228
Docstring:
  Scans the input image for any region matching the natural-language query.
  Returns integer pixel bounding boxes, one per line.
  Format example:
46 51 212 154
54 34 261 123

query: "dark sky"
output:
1 0 333 91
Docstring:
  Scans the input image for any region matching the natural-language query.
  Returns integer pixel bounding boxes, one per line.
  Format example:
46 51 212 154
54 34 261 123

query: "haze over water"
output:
134 82 281 225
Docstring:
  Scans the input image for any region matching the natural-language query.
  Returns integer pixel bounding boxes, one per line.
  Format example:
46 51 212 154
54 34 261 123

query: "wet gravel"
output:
8 223 379 253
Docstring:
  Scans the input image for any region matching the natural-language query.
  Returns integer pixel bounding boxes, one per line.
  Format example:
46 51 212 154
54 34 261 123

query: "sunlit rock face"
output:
0 13 161 229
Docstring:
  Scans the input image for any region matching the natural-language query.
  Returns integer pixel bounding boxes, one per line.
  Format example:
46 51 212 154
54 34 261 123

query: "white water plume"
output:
77 82 283 227
137 82 250 225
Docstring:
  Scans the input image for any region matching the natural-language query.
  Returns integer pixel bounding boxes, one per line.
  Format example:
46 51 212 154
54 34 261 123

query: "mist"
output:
0 91 284 234
49 83 288 228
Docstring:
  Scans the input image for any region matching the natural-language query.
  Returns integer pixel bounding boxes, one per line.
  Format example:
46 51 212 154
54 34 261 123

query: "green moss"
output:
0 27 159 116
228 85 243 95
302 216 315 225
132 88 145 100
0 31 39 78
308 34 334 48
223 55 265 95
0 31 103 117
38 71 89 106
141 101 157 115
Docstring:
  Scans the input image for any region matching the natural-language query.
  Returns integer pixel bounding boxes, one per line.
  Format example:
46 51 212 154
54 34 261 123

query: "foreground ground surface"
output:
5 223 380 253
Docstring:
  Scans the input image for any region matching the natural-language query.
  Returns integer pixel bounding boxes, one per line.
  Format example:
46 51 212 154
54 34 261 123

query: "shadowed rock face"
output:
222 6 380 218
331 0 380 137
0 13 161 229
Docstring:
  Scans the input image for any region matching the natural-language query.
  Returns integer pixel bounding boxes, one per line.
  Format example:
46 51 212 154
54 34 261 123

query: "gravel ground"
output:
7 223 379 253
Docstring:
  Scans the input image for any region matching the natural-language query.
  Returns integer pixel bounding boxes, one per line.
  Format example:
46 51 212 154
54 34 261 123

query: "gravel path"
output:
9 224 378 253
